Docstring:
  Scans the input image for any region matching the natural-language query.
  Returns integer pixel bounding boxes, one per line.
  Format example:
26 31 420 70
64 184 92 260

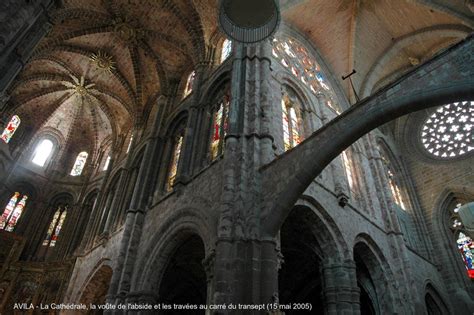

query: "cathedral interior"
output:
0 0 473 314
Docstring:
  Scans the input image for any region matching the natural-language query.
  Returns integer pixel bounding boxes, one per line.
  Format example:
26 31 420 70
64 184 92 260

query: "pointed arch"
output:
353 234 399 314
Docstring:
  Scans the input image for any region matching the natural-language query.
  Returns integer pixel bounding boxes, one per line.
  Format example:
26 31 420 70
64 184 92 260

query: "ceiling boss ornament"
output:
90 51 115 73
113 17 145 45
61 75 95 97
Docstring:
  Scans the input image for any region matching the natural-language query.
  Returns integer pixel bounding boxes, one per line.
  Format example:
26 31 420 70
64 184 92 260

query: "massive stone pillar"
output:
212 39 282 311
321 259 360 314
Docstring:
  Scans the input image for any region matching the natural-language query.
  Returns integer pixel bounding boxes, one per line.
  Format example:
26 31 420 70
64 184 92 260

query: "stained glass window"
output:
43 206 67 247
421 101 473 159
221 39 232 63
281 94 302 151
450 203 474 279
1 115 20 143
103 155 111 171
32 139 54 167
183 71 195 98
0 192 28 232
210 94 230 160
272 36 339 113
70 151 88 176
457 232 474 278
166 135 183 192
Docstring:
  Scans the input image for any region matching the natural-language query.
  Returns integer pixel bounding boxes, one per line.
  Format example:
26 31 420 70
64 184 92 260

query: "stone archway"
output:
158 235 207 314
424 284 449 315
79 265 113 314
278 204 355 314
353 240 397 315
278 206 325 313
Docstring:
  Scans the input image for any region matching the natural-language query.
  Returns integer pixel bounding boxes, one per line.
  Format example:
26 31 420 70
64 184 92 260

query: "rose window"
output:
421 101 473 158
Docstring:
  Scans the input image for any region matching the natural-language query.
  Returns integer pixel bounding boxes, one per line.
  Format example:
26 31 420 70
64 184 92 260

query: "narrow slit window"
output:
183 71 196 98
281 93 303 151
166 135 184 191
221 39 232 63
210 94 230 160
126 135 134 153
103 155 111 171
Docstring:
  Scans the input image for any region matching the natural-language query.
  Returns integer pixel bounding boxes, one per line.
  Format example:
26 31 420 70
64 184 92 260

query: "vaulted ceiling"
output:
283 0 473 100
6 0 472 157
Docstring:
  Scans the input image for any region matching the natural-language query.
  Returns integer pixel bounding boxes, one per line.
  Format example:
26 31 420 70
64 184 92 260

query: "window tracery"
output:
1 115 20 144
183 71 196 98
42 205 67 247
32 139 54 167
70 151 88 176
210 93 230 160
421 101 473 159
450 203 474 279
221 39 232 63
0 192 28 232
166 135 184 192
272 36 339 113
281 92 303 151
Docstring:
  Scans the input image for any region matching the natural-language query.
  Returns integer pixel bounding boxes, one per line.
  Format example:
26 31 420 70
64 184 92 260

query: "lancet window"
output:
281 92 303 151
183 71 196 98
450 203 474 279
166 134 184 192
70 151 88 176
42 205 68 247
103 155 111 171
210 93 230 160
221 39 232 63
1 115 20 143
0 192 28 232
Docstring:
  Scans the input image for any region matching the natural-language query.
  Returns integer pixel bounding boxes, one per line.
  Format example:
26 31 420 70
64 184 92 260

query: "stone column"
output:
78 156 115 251
366 133 414 313
105 96 169 313
52 202 81 260
18 198 48 259
202 249 216 314
321 259 360 314
175 63 209 185
102 167 128 235
68 198 95 255
116 167 139 229
212 39 281 311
